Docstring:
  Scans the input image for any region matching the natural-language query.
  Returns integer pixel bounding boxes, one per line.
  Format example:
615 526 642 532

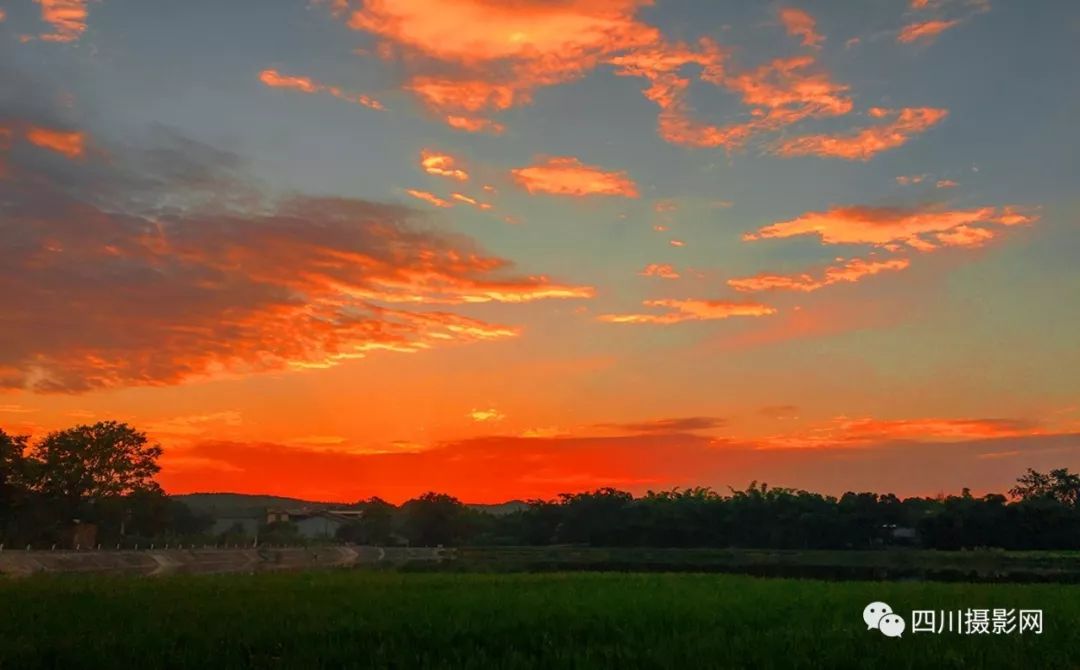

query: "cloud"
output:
336 1 943 159
145 412 244 439
728 257 910 292
258 68 384 111
469 408 505 423
760 405 799 419
451 192 493 210
610 49 852 150
25 125 85 158
598 298 776 324
773 107 948 160
0 122 86 166
420 150 469 181
766 416 1044 449
936 179 958 189
35 0 89 43
640 263 680 279
594 416 725 433
606 39 737 148
0 404 36 414
722 55 853 129
778 7 824 48
0 127 594 392
156 428 1080 503
511 156 638 197
898 19 961 43
290 435 348 446
405 188 453 208
896 174 927 185
745 203 1037 250
342 0 657 132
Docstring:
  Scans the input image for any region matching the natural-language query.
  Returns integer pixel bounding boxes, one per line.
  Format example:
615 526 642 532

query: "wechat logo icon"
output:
864 601 906 638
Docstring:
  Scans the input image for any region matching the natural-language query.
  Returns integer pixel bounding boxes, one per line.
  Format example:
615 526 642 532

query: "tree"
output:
1010 468 1080 506
0 430 31 531
28 421 163 519
402 492 471 546
337 497 396 545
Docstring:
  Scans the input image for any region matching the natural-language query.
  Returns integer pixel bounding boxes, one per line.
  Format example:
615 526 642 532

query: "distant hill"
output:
173 493 336 517
469 501 529 516
173 493 529 517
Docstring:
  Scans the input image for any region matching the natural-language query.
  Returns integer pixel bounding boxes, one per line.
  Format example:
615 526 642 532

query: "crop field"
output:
1 571 1077 669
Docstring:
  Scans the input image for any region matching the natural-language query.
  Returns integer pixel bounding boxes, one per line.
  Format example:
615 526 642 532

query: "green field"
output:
1 571 1076 669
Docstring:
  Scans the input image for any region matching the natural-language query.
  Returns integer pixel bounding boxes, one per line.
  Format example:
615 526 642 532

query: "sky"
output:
1 0 1078 503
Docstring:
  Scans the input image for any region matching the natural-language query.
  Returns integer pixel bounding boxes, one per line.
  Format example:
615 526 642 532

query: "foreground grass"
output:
1 571 1077 669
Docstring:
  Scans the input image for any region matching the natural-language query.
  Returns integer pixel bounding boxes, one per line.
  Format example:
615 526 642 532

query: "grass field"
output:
1 571 1077 669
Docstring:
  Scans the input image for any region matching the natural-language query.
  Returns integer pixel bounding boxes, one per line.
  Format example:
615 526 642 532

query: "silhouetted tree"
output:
1010 468 1080 506
0 430 31 536
402 492 472 546
337 497 396 545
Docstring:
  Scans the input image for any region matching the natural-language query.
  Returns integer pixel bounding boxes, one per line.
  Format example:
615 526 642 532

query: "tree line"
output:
3 421 1080 550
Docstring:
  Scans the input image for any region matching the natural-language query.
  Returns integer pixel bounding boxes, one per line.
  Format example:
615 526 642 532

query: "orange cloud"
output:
610 49 853 150
936 179 958 189
898 19 961 43
896 174 927 185
511 156 638 198
773 107 948 160
445 115 505 135
258 68 384 111
36 0 88 43
0 9 6 22
469 408 505 423
778 7 824 48
451 193 493 210
640 264 680 280
768 416 1043 449
339 1 938 158
746 203 1036 251
606 39 740 148
598 298 776 324
728 257 910 293
420 150 469 181
25 126 85 158
405 189 453 208
2 154 595 393
344 0 658 131
723 55 852 128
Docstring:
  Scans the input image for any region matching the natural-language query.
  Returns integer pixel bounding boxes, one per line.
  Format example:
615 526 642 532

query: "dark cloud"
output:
0 71 591 393
592 416 727 434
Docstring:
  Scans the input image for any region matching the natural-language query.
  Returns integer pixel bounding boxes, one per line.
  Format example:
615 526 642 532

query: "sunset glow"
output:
1 0 1078 503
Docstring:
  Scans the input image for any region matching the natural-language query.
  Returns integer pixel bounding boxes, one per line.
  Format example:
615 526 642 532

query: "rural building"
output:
265 508 364 539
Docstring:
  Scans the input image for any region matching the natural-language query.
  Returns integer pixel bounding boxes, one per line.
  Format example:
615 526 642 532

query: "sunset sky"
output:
1 0 1078 502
